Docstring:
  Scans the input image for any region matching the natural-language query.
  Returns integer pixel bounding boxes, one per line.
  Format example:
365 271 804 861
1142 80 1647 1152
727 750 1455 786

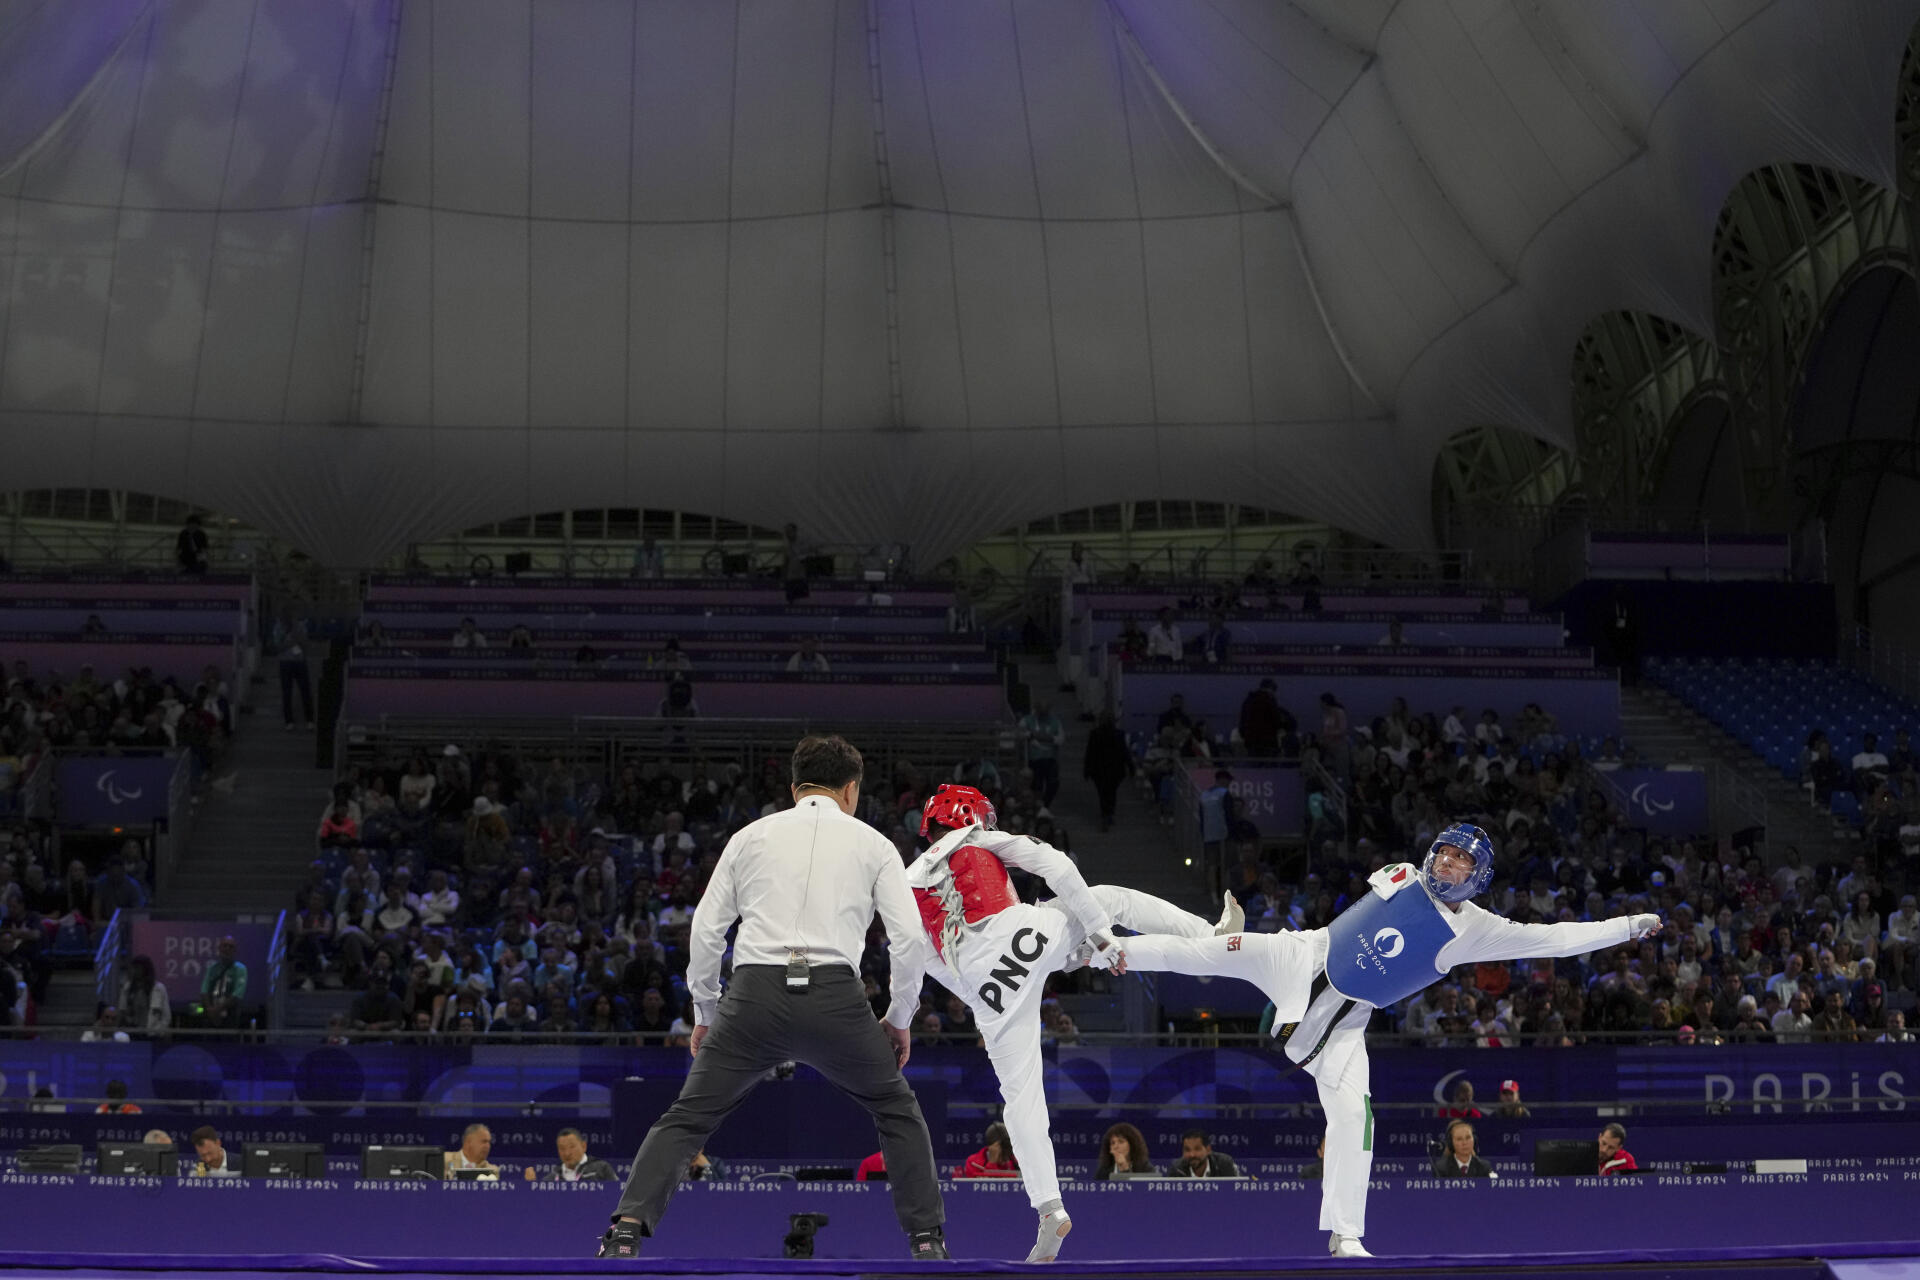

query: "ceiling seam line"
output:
0 0 158 187
184 0 265 460
905 0 972 429
346 0 404 426
276 0 366 425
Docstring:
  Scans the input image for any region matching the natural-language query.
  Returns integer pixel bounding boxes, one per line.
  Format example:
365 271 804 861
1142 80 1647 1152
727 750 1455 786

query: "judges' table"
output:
4 1173 1916 1263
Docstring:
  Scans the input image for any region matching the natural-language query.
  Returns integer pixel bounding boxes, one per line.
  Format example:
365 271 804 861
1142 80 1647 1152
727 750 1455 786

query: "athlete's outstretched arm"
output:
1442 905 1658 967
980 829 1114 939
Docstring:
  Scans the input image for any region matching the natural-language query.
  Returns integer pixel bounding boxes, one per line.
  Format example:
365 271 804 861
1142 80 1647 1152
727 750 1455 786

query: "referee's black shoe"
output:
596 1221 642 1259
908 1227 950 1260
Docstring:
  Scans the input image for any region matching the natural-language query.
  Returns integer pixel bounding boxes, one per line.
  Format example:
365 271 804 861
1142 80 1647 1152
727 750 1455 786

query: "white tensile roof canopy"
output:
0 0 1910 566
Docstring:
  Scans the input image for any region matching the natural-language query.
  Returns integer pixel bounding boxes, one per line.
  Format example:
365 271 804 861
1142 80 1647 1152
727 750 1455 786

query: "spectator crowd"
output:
288 735 1073 1046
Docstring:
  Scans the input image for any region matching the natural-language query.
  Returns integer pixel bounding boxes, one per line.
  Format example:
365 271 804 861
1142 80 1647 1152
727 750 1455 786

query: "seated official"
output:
958 1122 1020 1179
1093 1123 1154 1180
522 1127 616 1182
1598 1123 1638 1176
444 1123 500 1179
684 1150 725 1182
1431 1120 1494 1178
188 1125 240 1177
1165 1129 1239 1178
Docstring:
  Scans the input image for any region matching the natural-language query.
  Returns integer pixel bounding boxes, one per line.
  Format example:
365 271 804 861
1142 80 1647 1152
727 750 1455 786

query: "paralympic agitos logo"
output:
1354 926 1405 976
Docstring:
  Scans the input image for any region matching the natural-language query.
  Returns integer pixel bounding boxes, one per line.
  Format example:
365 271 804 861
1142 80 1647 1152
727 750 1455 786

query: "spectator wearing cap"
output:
1494 1080 1529 1119
1431 1121 1493 1178
1596 1123 1637 1176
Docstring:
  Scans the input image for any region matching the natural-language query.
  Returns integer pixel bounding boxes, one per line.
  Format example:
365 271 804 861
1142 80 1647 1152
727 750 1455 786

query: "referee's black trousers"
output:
611 965 945 1235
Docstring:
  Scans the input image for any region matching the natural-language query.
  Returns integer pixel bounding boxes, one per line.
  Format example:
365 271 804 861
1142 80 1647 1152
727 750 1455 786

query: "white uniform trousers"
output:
1119 928 1379 1238
950 886 1215 1212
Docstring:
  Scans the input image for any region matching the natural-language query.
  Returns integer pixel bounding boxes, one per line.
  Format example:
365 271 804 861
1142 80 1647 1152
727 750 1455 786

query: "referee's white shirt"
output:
688 794 923 1029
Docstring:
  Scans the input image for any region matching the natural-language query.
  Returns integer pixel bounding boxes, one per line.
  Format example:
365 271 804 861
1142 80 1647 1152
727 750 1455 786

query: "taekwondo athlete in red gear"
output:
1117 823 1662 1258
887 784 1239 1263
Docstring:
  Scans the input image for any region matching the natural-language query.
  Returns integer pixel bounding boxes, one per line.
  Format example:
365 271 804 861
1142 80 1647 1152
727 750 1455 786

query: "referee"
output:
597 735 948 1260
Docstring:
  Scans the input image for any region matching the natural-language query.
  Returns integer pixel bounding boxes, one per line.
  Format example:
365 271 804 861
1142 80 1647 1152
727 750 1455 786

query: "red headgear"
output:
919 783 997 839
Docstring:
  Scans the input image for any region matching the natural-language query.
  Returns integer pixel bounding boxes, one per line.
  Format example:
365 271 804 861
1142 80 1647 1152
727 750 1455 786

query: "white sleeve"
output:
686 830 745 1025
981 829 1113 938
1439 902 1635 968
870 837 931 1030
883 909 935 1031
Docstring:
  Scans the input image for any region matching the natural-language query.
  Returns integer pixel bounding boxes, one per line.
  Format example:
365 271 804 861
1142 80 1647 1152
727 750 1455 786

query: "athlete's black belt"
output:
1274 967 1355 1070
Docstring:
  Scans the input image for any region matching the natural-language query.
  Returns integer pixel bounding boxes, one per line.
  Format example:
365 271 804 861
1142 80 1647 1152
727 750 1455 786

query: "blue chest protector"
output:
1323 880 1460 1007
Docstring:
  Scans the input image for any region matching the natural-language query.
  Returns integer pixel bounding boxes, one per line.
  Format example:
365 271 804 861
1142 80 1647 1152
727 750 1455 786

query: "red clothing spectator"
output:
1599 1148 1637 1176
959 1146 1019 1179
1437 1079 1483 1120
854 1151 886 1181
1598 1123 1637 1175
1472 962 1511 999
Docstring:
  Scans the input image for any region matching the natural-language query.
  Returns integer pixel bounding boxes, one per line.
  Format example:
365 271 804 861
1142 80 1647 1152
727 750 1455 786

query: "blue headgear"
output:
1422 823 1495 904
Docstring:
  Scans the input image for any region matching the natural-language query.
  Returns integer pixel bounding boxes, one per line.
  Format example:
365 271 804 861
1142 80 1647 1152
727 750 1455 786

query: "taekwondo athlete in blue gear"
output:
1114 824 1662 1259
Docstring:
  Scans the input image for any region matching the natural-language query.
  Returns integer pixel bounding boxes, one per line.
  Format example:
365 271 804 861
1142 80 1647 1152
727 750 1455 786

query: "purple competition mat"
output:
1 1175 1917 1265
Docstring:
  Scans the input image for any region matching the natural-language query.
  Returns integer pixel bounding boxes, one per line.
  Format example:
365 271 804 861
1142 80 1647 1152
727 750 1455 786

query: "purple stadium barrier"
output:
368 578 952 608
1128 647 1593 672
354 657 994 676
1090 613 1565 647
0 573 253 603
0 637 241 675
367 634 982 655
1086 586 1530 614
1588 533 1790 577
364 606 954 635
1120 667 1620 738
0 607 243 633
344 670 1006 719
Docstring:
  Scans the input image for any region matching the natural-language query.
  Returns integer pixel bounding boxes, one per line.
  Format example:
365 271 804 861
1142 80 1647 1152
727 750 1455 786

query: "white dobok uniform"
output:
890 823 1215 1212
1122 863 1645 1240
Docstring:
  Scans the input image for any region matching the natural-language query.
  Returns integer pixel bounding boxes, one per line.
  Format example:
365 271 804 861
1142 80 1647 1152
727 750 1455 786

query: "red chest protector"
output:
913 842 1019 959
